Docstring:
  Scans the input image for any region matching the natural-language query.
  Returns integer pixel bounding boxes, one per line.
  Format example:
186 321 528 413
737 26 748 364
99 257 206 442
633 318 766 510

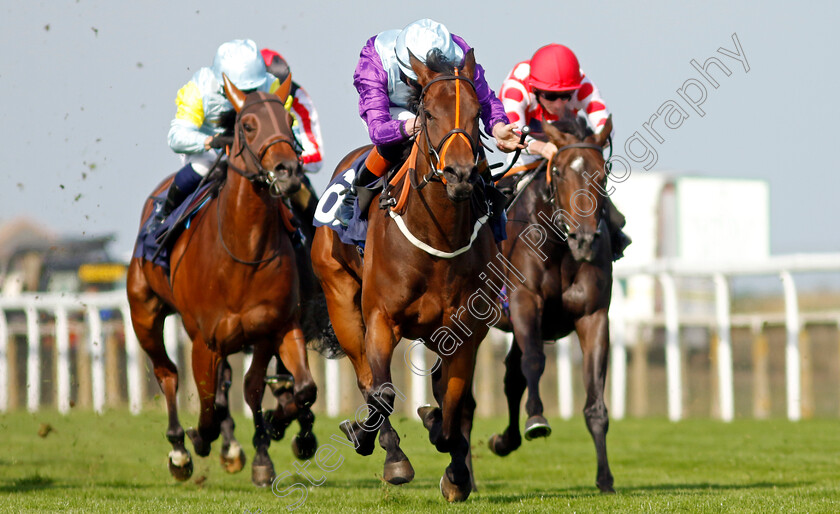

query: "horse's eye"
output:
424 110 433 121
243 122 255 132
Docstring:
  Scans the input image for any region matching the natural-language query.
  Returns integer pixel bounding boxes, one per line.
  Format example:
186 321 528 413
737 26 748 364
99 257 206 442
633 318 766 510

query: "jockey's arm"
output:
167 80 211 154
498 64 537 153
572 73 612 137
288 85 325 173
354 40 411 146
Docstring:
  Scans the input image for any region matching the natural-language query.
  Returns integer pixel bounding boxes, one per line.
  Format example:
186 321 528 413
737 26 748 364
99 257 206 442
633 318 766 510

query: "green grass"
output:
1 409 839 512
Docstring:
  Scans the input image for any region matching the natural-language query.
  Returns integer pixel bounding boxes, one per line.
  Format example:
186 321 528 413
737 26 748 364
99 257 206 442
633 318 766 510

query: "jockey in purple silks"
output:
334 18 524 227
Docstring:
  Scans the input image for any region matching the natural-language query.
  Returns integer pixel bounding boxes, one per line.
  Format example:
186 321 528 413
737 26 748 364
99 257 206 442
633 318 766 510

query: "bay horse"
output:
127 74 321 486
311 50 495 502
488 116 616 493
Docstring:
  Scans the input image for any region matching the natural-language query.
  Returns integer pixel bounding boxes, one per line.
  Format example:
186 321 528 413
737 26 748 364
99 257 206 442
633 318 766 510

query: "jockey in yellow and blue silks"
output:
161 39 323 223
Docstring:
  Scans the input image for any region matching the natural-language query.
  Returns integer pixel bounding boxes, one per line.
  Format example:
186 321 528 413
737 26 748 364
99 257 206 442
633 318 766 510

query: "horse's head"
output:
411 49 481 202
543 116 613 263
223 73 303 197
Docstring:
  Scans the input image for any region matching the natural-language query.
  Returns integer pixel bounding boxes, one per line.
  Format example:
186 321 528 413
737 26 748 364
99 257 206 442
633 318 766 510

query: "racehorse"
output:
127 74 324 486
488 116 616 493
311 50 496 502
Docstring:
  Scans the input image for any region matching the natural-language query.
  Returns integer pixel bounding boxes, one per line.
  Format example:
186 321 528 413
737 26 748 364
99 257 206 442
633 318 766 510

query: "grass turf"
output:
1 409 839 512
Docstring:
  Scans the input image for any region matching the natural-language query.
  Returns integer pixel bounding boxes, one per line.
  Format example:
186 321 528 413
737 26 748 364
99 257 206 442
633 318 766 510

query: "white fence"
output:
1 253 839 421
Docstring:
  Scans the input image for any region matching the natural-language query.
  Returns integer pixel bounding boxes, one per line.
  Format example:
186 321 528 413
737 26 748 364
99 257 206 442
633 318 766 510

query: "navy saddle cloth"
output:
312 150 380 247
133 183 215 270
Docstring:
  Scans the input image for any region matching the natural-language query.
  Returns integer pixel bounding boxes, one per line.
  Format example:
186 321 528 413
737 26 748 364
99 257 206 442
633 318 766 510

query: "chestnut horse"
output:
127 74 319 486
488 116 616 493
311 50 495 502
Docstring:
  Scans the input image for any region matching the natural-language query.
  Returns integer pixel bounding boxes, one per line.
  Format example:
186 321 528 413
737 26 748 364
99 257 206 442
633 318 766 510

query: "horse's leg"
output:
264 356 297 442
575 309 615 493
316 264 375 455
243 340 276 487
186 337 222 458
216 357 246 473
511 296 551 440
364 310 414 485
275 325 319 460
488 339 526 456
130 303 193 480
460 387 478 492
434 345 478 502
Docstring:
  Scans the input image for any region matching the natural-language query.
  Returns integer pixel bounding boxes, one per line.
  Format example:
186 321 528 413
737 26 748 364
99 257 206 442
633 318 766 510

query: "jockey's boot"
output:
605 197 631 261
335 149 392 227
334 168 380 227
154 163 203 227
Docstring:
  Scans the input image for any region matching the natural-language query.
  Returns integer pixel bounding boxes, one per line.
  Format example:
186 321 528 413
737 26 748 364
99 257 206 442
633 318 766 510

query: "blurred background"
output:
0 1 838 421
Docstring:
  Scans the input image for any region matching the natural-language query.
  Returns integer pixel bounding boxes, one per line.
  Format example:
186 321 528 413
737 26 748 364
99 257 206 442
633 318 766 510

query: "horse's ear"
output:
461 49 475 80
592 115 612 148
542 120 576 148
274 73 292 103
410 50 435 86
223 73 246 113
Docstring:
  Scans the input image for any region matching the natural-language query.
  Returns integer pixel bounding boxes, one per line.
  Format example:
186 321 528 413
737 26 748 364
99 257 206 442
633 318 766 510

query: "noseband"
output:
417 70 481 184
226 96 303 195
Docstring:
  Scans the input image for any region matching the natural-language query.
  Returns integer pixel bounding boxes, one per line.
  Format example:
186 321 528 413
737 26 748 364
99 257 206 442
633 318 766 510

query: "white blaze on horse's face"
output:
570 156 585 174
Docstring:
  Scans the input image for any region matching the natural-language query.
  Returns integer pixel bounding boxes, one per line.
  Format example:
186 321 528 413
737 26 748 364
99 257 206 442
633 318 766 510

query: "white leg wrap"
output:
169 449 190 467
226 441 242 459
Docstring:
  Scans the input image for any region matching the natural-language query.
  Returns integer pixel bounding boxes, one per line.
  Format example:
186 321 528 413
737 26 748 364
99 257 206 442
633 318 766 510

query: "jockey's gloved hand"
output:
209 135 234 149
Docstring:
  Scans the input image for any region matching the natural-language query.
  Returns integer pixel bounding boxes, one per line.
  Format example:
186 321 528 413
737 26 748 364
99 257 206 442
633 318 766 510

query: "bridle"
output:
226 95 303 197
416 69 481 186
542 141 608 239
217 94 302 265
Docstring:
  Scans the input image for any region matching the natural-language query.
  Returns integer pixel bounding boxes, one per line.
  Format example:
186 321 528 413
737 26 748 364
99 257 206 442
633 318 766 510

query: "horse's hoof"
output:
488 433 512 457
220 442 246 474
524 415 552 441
186 427 211 457
291 432 318 460
383 459 415 485
339 420 375 456
417 404 436 423
439 474 470 502
168 450 194 481
598 479 616 494
251 462 275 487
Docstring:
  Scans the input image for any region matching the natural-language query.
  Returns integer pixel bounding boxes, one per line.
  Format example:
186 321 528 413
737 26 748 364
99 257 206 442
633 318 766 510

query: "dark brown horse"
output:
127 74 319 486
311 50 496 502
488 116 616 493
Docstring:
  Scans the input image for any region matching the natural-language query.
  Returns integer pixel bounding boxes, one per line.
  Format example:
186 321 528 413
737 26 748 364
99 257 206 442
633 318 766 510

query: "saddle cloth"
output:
132 182 215 270
313 150 377 247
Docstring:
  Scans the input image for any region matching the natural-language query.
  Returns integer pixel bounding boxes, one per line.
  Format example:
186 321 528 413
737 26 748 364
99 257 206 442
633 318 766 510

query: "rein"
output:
418 70 481 184
382 67 489 259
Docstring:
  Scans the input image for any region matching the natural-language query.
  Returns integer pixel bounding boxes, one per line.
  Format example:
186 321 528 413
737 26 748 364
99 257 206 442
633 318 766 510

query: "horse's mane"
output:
549 116 593 142
219 109 237 137
405 49 463 115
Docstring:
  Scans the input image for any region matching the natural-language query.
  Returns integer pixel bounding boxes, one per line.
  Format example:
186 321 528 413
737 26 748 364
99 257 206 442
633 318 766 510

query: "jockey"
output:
161 39 299 223
499 43 631 260
334 18 523 227
260 49 325 174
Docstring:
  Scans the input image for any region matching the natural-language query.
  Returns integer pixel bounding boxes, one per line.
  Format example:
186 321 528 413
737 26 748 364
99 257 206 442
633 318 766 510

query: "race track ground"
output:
2 409 839 512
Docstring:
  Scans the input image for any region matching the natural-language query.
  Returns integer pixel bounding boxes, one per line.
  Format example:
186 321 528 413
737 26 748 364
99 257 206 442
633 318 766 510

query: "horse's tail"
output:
291 179 344 359
293 233 344 359
300 289 344 359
